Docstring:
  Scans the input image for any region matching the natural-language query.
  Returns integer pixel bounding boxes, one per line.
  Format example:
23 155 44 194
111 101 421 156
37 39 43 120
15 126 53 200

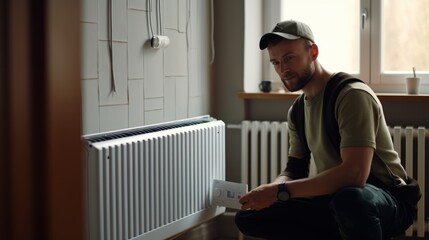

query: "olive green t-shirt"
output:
287 81 407 187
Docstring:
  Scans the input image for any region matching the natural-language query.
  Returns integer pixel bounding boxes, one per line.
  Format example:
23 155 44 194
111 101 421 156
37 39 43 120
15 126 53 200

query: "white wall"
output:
81 0 211 135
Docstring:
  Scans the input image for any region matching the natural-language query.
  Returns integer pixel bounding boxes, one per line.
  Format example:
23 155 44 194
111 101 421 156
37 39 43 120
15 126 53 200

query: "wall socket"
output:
151 35 170 49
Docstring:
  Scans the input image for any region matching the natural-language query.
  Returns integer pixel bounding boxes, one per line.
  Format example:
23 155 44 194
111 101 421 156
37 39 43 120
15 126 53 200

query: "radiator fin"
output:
86 116 217 143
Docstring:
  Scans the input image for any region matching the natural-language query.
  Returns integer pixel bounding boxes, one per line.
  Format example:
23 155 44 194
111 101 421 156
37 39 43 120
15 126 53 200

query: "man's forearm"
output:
273 175 292 183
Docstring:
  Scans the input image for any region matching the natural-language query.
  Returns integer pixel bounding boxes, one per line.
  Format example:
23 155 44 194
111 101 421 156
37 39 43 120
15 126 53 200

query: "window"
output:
374 0 429 90
281 0 360 75
263 0 429 93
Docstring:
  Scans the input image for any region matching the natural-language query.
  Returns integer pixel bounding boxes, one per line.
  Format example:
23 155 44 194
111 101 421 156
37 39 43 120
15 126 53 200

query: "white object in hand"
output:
212 179 248 210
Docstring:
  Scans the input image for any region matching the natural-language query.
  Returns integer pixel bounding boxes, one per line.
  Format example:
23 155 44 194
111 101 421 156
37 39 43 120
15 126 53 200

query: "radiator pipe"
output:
226 124 242 130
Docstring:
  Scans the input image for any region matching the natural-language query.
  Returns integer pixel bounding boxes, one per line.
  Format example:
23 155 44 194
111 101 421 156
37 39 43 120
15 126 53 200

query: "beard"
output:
281 61 314 92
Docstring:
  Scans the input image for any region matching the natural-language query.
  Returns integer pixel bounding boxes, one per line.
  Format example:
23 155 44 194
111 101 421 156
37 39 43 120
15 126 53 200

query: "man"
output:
235 20 420 240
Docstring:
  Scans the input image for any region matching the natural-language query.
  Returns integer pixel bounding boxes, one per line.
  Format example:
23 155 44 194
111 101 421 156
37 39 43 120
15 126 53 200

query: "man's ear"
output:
310 44 319 60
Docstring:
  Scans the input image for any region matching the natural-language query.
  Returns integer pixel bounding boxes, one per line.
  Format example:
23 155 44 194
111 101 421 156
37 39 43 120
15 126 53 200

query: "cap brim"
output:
259 32 301 50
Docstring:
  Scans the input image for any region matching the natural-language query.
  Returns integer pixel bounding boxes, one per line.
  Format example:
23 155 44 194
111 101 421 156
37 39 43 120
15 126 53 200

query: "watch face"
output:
278 191 290 201
277 183 290 201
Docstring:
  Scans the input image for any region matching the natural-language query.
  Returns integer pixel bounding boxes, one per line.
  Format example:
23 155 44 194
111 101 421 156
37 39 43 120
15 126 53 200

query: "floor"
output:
214 235 429 240
171 212 429 240
178 230 429 240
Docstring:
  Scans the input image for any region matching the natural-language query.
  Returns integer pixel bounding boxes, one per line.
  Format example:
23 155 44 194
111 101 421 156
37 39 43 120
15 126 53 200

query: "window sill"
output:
239 92 429 102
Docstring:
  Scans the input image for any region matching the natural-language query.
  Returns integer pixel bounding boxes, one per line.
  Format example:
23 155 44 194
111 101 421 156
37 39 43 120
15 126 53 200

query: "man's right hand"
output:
239 183 278 211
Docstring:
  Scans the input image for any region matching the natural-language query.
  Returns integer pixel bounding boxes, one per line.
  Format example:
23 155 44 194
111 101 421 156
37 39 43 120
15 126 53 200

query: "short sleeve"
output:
336 88 381 149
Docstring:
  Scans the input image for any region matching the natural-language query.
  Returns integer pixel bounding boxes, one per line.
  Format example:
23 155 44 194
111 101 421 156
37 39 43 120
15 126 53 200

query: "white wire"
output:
186 0 191 47
157 0 162 35
186 0 191 116
147 0 154 37
108 0 116 93
209 0 215 64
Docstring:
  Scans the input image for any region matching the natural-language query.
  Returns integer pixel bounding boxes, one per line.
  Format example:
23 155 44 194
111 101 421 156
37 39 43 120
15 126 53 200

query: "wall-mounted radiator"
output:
83 116 226 240
238 120 427 238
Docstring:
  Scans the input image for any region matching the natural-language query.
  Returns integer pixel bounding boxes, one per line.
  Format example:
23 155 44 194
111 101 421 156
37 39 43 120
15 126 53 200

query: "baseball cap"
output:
259 20 315 50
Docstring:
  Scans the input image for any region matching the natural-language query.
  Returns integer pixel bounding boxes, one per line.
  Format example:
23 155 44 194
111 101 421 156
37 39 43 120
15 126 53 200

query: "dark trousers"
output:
235 184 413 240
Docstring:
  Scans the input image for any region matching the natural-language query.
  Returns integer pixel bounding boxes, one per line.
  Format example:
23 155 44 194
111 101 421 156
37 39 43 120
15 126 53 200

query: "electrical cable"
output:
209 0 215 64
147 0 154 38
157 0 162 35
108 0 116 93
186 0 190 48
186 0 191 116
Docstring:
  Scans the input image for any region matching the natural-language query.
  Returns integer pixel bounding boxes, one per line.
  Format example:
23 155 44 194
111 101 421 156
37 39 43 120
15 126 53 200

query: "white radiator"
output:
239 121 428 237
390 126 427 237
83 116 226 240
240 121 289 190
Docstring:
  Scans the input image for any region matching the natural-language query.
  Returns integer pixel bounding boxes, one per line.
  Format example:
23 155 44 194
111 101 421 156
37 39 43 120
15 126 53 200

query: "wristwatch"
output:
277 182 291 201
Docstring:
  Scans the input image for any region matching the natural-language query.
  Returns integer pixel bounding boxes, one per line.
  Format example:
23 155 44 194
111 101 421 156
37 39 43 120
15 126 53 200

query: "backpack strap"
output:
290 94 310 156
323 72 364 152
290 72 364 155
288 94 311 179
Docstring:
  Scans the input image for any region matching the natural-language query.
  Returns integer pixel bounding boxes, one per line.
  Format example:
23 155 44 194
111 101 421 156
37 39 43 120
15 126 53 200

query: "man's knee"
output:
329 186 383 239
330 186 376 213
234 210 246 231
235 210 257 236
329 187 379 226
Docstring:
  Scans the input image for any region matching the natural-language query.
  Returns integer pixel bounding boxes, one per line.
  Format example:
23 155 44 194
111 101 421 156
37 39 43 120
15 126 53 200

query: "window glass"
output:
382 0 429 73
282 0 360 74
